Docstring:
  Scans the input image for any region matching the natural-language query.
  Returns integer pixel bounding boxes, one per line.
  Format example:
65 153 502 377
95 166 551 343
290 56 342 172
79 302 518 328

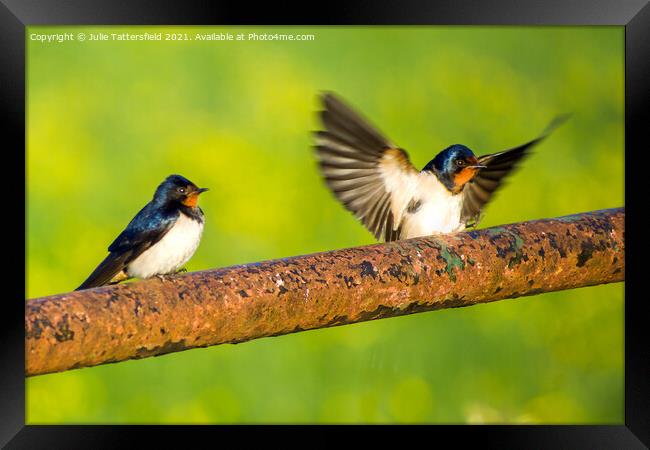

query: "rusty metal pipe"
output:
25 208 625 376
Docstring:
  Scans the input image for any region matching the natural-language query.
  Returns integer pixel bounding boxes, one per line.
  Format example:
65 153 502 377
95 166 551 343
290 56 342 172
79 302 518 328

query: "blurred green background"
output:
26 26 624 423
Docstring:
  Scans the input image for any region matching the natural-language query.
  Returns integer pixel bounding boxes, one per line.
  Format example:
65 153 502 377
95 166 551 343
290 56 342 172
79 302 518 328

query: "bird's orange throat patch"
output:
453 167 479 190
181 193 200 207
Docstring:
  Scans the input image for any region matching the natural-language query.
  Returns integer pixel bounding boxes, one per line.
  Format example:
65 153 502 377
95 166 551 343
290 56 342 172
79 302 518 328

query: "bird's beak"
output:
182 187 209 207
468 165 487 169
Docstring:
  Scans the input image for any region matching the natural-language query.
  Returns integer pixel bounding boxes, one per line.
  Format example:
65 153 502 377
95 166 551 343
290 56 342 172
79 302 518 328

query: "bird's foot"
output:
176 267 187 274
156 274 168 282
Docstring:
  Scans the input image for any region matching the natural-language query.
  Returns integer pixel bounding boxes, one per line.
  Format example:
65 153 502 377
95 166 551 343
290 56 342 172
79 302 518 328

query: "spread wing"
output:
76 203 177 290
461 114 571 227
314 92 420 242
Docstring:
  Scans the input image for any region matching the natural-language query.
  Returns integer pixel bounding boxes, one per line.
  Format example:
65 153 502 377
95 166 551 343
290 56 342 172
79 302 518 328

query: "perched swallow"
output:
76 174 208 290
314 92 568 242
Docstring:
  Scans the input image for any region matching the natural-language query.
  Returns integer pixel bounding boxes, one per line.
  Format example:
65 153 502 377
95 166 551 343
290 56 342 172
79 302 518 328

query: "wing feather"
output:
76 203 177 290
314 92 419 242
75 252 133 291
325 176 383 193
315 132 380 162
461 114 570 226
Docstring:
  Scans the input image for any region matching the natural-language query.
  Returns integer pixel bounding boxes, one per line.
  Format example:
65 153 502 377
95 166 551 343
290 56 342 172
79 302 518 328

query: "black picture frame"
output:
4 0 647 447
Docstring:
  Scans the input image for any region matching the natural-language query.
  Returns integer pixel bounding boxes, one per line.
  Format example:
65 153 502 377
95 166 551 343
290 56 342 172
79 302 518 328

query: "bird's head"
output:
154 174 209 208
423 144 486 194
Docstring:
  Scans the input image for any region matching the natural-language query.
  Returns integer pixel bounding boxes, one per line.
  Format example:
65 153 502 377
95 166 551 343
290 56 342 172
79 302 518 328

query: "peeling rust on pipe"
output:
25 208 625 376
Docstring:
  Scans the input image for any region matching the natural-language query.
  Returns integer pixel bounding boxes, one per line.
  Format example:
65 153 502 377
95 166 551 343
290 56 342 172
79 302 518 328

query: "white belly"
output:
399 173 465 239
126 213 204 279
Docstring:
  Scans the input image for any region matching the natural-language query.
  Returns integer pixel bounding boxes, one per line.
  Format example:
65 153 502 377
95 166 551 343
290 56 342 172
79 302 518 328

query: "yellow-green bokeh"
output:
26 26 624 423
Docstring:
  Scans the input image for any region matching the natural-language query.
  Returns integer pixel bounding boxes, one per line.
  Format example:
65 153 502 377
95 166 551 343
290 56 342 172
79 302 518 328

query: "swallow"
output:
76 174 209 290
314 92 568 242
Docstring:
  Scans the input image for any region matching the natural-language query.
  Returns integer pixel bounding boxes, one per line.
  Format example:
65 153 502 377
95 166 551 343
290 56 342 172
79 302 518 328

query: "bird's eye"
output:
178 187 186 194
456 160 465 166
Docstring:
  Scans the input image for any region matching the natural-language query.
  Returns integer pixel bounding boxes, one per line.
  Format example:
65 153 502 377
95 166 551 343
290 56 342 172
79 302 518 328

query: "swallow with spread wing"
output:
314 92 568 242
76 174 208 290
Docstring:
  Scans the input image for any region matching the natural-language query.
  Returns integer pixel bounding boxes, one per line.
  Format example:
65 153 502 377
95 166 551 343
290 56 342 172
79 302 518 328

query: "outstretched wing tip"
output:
541 112 572 137
319 90 341 106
